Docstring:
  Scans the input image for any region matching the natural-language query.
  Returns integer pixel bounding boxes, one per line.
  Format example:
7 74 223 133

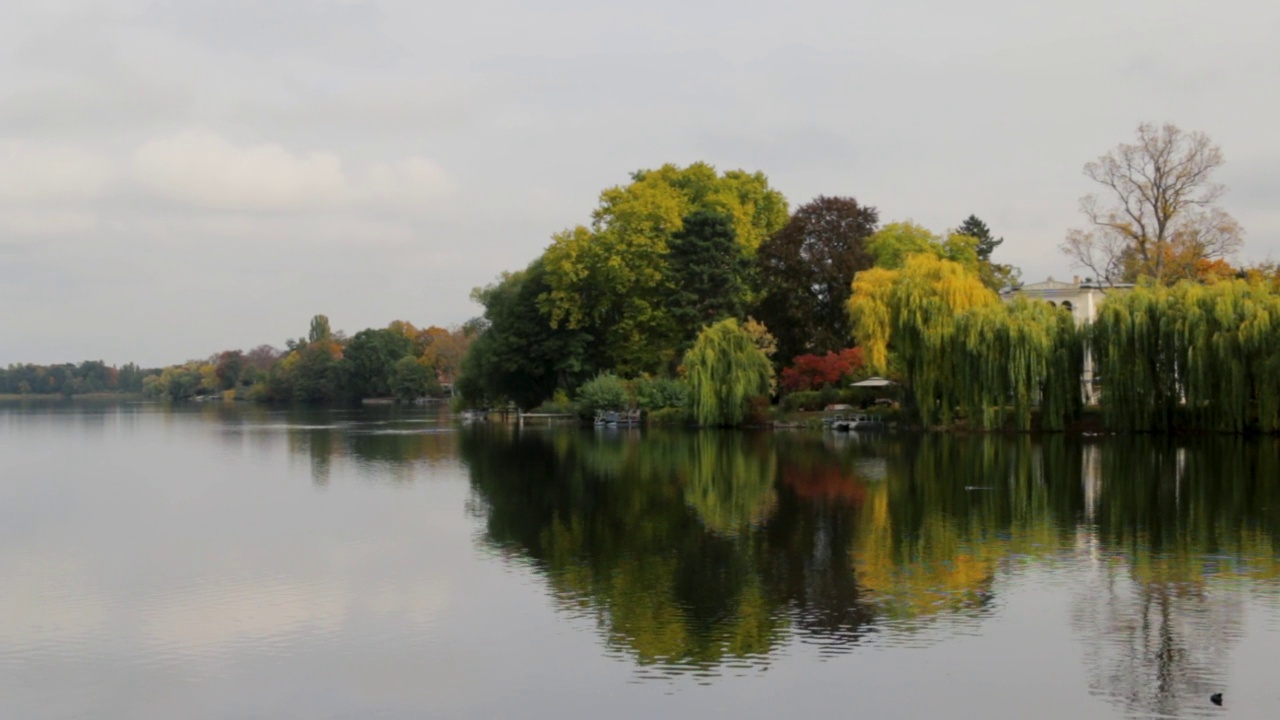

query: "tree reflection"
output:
1071 437 1280 718
455 426 1280 696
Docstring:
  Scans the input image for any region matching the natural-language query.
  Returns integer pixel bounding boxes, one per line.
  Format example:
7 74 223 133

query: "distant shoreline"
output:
0 393 145 402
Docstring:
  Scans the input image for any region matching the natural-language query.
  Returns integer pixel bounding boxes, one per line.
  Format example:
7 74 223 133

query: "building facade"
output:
1000 277 1131 405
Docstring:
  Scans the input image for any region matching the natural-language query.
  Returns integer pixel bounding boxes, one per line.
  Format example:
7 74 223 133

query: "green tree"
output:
308 314 332 344
540 163 788 375
390 356 439 403
867 222 979 272
956 215 1003 262
291 344 345 403
666 209 749 350
754 196 878 362
683 319 774 427
343 328 413 399
458 258 596 409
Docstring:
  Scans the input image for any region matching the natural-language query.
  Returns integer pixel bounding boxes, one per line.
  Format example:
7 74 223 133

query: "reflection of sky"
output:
2 405 1279 719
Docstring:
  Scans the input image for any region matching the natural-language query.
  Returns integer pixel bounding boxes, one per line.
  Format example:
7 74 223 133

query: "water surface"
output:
3 403 1279 719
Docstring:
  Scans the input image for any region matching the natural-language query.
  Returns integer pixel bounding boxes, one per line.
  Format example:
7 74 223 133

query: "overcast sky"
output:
2 0 1278 366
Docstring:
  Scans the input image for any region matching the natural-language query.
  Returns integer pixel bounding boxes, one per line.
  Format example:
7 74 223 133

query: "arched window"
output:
1062 301 1074 312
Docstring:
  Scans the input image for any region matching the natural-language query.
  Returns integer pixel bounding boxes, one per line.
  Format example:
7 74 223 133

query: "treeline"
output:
142 316 475 404
1 361 155 396
455 162 1014 423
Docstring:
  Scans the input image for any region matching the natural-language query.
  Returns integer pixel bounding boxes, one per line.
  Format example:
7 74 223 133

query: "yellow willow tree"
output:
847 254 999 426
683 318 774 427
849 255 1084 430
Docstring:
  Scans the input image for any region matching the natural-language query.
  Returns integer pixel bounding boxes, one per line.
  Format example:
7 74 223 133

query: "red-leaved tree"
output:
780 348 864 392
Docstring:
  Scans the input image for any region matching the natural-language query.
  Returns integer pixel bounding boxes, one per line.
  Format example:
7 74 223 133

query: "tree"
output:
666 208 749 350
779 349 864 393
390 356 439 403
458 258 596 409
866 222 979 272
539 163 788 375
956 215 1002 262
1061 123 1244 284
847 254 999 425
343 328 413 399
683 319 774 427
214 351 244 390
754 196 878 362
309 314 333 345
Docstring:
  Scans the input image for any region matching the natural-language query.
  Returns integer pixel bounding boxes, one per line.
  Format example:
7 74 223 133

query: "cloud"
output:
0 140 112 203
130 129 348 210
129 129 454 212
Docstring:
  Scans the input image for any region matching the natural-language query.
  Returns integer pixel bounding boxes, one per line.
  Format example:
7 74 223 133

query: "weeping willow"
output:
849 254 1084 431
1093 279 1280 432
683 318 774 427
849 254 999 427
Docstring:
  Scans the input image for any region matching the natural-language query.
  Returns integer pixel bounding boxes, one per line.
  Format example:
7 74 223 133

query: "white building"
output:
1000 277 1132 404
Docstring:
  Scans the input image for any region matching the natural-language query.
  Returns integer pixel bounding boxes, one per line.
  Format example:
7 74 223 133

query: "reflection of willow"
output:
463 429 786 670
1072 437 1280 719
854 436 1084 625
681 432 777 536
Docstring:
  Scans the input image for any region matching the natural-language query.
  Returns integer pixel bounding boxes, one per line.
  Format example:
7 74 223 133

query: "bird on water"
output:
1210 693 1223 706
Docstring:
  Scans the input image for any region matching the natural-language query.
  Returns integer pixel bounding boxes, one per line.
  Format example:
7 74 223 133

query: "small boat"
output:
594 409 641 427
460 409 487 424
829 413 885 432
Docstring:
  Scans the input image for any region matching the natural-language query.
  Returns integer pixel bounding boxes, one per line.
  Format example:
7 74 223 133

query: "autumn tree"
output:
779 349 865 393
754 196 878 363
539 162 788 375
866 222 979 272
1061 123 1244 284
847 254 999 425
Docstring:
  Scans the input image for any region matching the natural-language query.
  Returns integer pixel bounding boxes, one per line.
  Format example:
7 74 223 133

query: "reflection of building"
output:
1001 277 1132 404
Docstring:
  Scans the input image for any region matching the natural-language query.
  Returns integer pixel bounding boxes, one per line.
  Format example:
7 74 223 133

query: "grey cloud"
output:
3 0 1280 364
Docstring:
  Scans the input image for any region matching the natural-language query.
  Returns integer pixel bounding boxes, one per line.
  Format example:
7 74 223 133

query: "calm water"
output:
3 403 1280 719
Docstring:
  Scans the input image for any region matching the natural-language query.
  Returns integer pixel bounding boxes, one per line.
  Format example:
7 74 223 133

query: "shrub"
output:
633 376 688 410
574 373 631 418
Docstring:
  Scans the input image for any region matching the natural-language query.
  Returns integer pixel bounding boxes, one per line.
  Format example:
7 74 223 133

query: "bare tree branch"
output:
1063 123 1241 284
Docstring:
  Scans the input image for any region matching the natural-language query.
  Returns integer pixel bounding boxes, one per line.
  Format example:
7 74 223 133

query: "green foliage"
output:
632 376 689 411
344 328 414 399
754 196 879 362
308 314 332 345
956 215 1003 262
390 356 439 403
1093 279 1280 432
574 372 632 418
683 319 774 427
291 344 346 403
458 258 596 410
849 256 1081 430
540 162 788 375
0 361 156 396
665 208 750 350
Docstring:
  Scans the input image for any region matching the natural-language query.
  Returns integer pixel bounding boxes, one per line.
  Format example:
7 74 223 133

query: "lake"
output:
2 403 1279 719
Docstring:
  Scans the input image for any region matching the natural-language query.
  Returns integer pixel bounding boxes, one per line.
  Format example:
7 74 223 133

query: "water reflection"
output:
460 428 1280 715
